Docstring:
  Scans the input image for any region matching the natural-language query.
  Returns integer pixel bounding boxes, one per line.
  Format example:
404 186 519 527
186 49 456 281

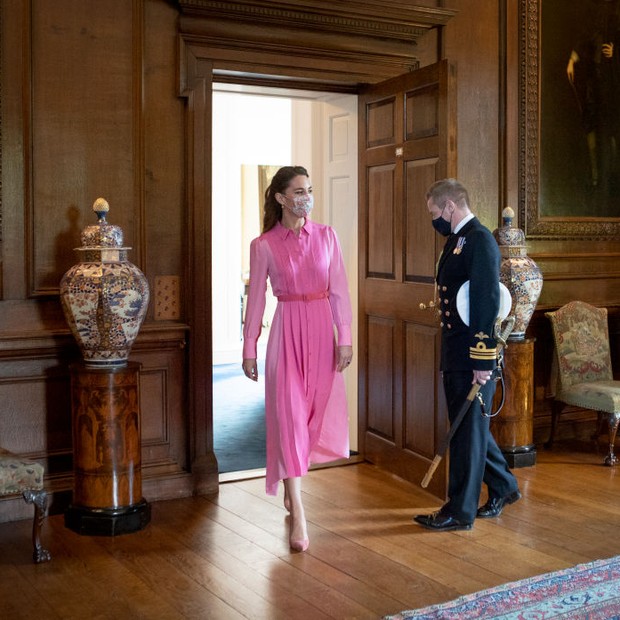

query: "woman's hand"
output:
336 346 353 373
242 358 258 381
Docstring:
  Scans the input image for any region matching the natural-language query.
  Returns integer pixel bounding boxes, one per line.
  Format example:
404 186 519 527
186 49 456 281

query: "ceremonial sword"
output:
420 315 515 489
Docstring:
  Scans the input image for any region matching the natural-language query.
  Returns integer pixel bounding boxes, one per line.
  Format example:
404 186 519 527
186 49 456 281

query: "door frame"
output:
176 4 454 491
179 41 362 494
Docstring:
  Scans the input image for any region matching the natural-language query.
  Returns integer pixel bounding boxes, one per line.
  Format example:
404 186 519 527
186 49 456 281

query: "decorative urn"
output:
60 198 149 367
493 207 543 340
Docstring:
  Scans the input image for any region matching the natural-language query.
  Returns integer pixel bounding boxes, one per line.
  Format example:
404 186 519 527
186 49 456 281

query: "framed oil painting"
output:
521 0 620 238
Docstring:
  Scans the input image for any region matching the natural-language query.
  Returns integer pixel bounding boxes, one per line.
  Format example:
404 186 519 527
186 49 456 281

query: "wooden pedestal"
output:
491 338 537 468
65 362 150 535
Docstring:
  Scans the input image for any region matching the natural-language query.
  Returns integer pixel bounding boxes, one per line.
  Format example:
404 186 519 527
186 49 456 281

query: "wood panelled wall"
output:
0 0 192 522
1 0 619 522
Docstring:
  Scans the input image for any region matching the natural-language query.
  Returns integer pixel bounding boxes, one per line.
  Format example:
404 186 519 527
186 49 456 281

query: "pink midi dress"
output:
243 219 352 496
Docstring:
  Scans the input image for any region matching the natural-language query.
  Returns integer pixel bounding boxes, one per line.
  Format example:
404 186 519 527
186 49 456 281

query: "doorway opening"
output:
211 84 359 480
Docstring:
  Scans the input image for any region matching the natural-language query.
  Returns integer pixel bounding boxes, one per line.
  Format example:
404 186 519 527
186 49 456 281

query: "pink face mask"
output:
288 194 314 218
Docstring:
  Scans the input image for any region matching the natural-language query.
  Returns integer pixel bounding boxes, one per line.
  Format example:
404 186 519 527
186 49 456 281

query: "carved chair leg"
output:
545 400 565 449
22 489 51 563
603 412 620 467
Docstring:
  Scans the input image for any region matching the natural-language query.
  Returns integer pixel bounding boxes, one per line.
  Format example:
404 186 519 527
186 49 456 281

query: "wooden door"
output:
358 60 456 498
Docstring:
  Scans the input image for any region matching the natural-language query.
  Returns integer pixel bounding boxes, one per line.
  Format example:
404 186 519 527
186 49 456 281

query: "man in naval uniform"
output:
414 178 521 531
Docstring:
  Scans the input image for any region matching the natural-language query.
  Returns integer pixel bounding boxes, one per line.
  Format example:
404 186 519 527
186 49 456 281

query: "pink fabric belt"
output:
277 291 329 302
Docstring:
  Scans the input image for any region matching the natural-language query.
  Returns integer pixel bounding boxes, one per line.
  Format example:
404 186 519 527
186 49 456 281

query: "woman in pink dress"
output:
242 166 353 552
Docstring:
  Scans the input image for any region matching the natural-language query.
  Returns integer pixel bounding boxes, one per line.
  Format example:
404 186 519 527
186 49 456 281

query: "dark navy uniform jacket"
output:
436 216 500 372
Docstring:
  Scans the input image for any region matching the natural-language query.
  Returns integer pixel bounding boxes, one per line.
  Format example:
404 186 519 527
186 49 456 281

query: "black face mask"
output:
432 215 452 237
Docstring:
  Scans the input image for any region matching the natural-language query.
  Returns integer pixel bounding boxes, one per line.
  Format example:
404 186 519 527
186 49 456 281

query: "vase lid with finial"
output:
77 197 132 263
493 206 528 257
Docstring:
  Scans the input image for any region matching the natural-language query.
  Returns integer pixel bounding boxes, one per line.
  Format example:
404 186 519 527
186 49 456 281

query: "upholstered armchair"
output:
0 448 51 562
545 301 620 465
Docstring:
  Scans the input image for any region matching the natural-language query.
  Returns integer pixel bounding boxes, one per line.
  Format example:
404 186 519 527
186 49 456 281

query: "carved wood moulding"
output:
177 0 456 84
178 0 454 39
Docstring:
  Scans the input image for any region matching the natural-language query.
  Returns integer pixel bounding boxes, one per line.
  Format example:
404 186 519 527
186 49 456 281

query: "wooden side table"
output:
65 362 150 535
491 337 537 468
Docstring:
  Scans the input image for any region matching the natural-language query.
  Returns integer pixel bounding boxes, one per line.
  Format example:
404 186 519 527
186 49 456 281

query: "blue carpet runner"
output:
213 362 266 473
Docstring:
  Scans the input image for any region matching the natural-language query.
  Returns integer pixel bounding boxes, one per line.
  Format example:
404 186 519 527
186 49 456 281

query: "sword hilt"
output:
495 315 515 348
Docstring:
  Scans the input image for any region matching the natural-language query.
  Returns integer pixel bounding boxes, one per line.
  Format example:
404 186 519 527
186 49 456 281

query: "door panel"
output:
359 60 456 498
406 85 440 139
367 316 396 440
405 160 439 280
404 323 437 456
367 99 397 146
367 165 396 277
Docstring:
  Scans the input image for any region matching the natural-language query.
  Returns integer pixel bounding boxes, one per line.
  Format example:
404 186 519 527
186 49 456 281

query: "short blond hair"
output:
426 178 470 210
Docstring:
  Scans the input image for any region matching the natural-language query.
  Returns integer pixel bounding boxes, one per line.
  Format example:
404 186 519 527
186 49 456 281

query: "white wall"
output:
212 93 291 361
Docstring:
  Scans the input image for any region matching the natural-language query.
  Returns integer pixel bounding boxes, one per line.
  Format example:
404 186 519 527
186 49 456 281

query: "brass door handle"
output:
419 300 436 311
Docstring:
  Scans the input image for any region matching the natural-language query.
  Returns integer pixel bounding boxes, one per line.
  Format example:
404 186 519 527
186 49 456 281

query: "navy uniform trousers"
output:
442 372 518 523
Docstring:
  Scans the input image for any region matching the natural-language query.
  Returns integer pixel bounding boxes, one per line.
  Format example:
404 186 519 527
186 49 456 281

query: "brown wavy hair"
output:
262 165 309 233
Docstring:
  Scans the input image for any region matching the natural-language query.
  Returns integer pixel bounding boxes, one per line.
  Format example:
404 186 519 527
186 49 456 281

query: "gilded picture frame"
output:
520 0 620 239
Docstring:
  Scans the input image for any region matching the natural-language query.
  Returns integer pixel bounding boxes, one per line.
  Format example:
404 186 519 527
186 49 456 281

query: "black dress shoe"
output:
413 512 472 531
476 490 521 519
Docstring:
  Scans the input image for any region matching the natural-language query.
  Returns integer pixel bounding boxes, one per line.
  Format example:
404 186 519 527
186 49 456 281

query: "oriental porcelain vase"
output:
60 198 149 367
493 207 543 340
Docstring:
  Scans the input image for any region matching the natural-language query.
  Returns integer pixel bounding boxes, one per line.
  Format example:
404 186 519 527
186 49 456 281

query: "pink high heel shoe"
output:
290 537 309 552
288 515 309 552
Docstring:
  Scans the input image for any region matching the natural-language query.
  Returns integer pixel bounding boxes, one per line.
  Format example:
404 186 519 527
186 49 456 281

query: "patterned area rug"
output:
384 555 620 619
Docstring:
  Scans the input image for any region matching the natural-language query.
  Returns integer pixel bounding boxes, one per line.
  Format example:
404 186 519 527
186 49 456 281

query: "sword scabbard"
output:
421 455 442 488
419 315 516 489
420 383 481 487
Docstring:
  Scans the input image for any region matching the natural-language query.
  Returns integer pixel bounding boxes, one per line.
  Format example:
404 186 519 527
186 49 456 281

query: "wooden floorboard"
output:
2 443 620 619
